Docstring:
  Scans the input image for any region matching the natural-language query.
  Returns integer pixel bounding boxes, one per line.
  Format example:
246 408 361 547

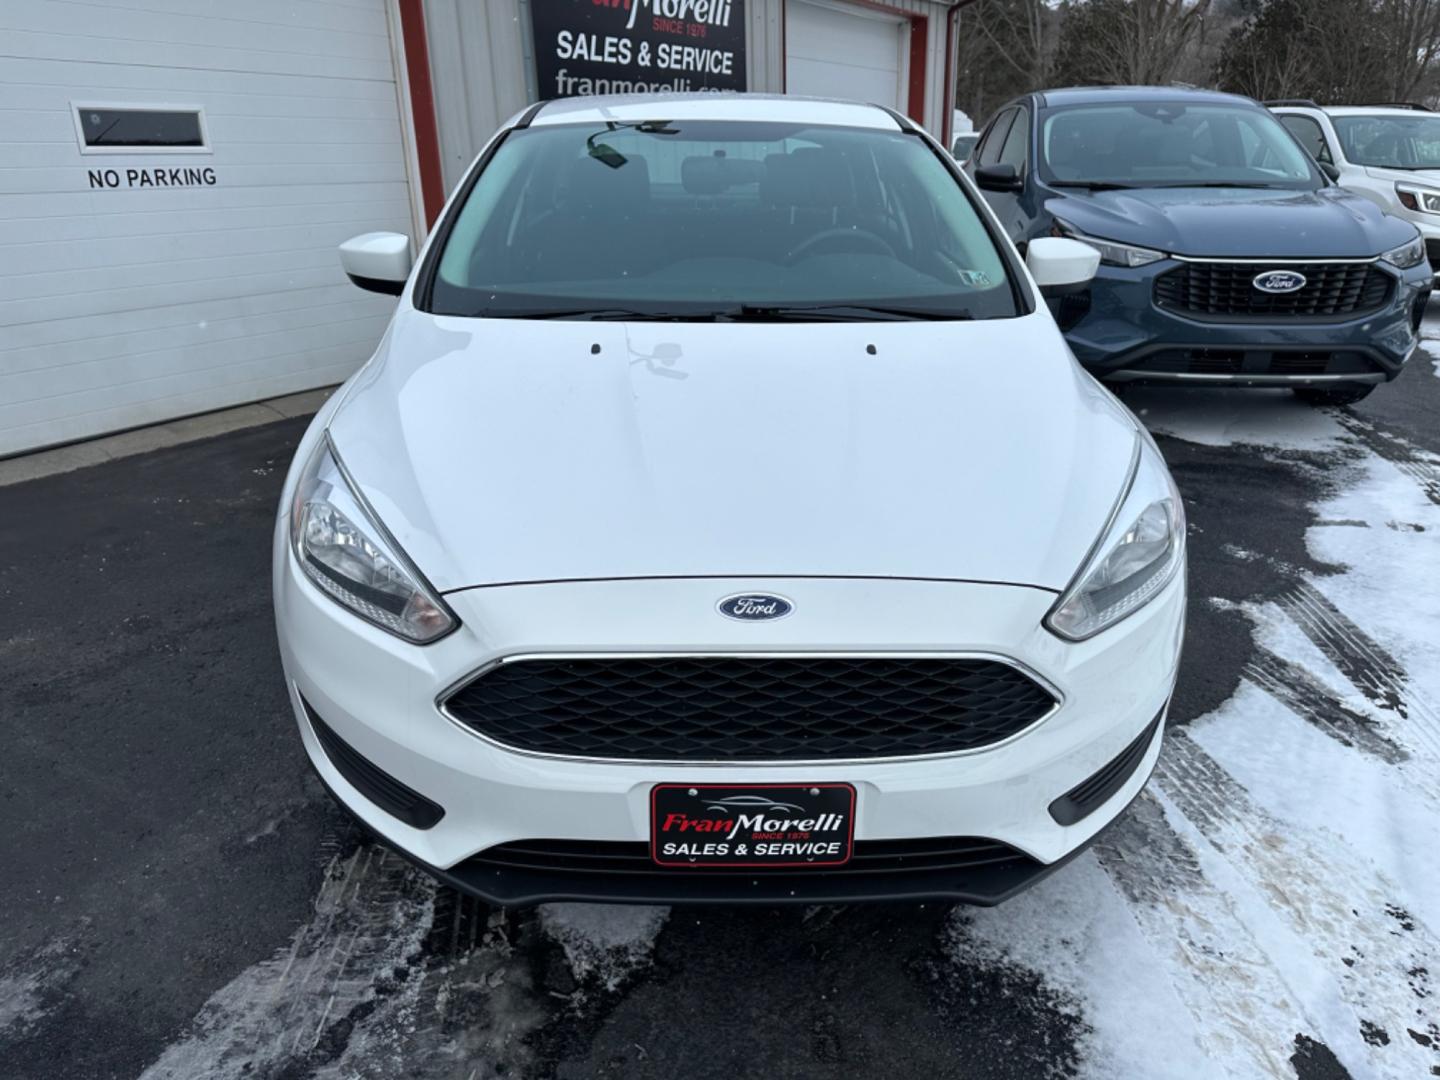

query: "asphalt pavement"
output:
3 328 1439 1079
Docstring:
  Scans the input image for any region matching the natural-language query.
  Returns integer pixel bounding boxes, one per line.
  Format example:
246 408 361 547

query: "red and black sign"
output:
651 783 855 868
530 0 748 99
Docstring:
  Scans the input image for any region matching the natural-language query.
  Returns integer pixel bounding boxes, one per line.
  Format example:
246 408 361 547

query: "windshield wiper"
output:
483 308 721 321
725 303 973 322
1150 181 1290 189
1048 181 1138 191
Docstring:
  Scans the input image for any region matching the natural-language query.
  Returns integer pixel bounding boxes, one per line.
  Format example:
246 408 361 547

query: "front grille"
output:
1154 261 1390 319
1133 348 1378 377
1426 239 1440 273
469 836 1036 877
443 655 1058 761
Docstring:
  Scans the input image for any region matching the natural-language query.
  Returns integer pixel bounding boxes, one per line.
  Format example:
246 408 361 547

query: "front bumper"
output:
276 549 1184 905
1064 258 1431 384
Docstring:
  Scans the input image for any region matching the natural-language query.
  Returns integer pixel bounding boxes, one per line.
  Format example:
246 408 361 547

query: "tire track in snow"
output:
1093 794 1346 1078
1334 411 1440 506
140 815 667 1080
1275 580 1440 762
1156 731 1440 1076
1242 647 1408 765
140 826 437 1080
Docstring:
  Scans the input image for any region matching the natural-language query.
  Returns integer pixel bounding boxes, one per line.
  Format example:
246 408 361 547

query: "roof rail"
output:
1263 98 1321 108
1363 101 1433 111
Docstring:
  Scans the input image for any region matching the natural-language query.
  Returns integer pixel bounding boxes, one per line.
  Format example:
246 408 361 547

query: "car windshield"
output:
427 120 1017 320
1332 113 1440 169
1039 102 1319 189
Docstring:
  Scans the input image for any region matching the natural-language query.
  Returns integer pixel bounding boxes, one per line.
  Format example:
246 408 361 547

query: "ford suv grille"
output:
1154 260 1391 319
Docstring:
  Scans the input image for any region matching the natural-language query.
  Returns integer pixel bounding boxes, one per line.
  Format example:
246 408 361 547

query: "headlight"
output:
1046 436 1185 641
1396 184 1440 214
1052 219 1165 268
290 436 456 643
1381 233 1426 270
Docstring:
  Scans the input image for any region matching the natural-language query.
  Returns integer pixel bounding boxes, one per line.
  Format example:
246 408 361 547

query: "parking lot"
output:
3 328 1439 1079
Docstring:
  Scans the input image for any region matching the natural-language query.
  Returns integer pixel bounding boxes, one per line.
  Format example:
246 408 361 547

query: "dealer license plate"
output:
650 783 856 868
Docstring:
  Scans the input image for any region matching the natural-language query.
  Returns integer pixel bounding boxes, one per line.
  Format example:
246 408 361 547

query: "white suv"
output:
1271 100 1440 276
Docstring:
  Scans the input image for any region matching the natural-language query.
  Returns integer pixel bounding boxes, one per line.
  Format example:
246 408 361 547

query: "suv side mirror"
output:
1318 160 1341 182
339 232 413 295
1026 237 1100 297
975 164 1023 193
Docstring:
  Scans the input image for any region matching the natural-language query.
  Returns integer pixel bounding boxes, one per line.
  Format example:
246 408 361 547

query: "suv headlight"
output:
289 436 457 643
1381 233 1426 270
1396 184 1440 214
1046 435 1185 641
1052 219 1165 268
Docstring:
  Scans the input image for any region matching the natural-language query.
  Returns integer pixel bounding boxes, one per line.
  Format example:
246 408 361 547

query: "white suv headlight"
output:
1396 183 1440 215
290 436 456 643
1046 435 1185 641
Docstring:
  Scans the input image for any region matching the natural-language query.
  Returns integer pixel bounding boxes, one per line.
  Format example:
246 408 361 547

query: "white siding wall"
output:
0 0 413 457
424 0 536 195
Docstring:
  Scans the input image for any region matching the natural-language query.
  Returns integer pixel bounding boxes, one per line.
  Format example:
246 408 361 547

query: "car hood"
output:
1045 184 1416 258
327 308 1139 593
1365 164 1440 187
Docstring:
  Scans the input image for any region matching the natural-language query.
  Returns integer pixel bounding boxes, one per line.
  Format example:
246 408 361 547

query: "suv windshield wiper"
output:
724 303 973 322
1048 180 1137 191
1150 181 1291 189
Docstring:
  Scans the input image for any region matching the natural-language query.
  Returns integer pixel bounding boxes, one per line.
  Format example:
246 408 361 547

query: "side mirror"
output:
975 164 1023 193
1318 160 1341 182
1026 237 1100 297
339 232 412 295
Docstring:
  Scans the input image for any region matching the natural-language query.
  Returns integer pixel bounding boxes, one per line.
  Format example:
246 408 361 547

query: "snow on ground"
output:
537 903 668 993
947 398 1440 1078
140 843 437 1080
1123 386 1349 451
1425 337 1440 377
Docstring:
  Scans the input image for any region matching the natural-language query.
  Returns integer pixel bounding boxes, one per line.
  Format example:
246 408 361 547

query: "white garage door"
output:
0 0 414 457
785 0 908 112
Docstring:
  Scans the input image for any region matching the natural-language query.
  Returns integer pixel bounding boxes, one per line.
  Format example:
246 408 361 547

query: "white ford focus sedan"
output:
274 94 1186 906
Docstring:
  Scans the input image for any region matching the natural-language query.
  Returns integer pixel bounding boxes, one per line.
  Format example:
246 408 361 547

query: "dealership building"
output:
1 0 968 457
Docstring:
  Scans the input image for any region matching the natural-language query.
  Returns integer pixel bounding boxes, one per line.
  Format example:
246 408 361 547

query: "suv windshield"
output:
1040 102 1319 189
425 120 1017 320
1332 113 1440 169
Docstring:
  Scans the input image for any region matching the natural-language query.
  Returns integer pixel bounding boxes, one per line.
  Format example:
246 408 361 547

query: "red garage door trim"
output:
396 0 445 229
781 0 929 126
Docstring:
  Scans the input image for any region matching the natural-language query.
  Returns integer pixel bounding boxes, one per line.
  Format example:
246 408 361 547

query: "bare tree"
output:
1373 0 1440 100
973 0 1053 90
1054 0 1215 87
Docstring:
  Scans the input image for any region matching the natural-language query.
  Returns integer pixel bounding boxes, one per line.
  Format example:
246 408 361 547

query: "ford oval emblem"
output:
1252 269 1307 294
717 593 793 621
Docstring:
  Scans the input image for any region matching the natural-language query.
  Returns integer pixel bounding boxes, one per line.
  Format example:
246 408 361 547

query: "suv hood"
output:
327 309 1138 593
1365 164 1440 187
1046 184 1416 258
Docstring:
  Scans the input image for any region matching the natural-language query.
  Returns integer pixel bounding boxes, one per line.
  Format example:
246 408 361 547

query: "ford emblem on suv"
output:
717 593 793 621
1252 269 1307 293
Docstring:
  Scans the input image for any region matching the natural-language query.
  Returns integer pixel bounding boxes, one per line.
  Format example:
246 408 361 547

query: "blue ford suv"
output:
967 86 1431 404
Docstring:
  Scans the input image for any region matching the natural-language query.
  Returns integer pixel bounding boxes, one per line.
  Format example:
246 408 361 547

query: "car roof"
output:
528 93 904 131
1035 85 1258 109
1309 105 1435 116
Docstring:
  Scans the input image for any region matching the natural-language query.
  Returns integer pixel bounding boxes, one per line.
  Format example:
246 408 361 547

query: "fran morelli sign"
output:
530 0 747 98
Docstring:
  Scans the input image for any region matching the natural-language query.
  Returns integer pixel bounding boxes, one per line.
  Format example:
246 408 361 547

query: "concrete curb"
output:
0 387 335 488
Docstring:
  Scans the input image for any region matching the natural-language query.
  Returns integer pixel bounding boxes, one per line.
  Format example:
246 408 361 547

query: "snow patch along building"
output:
0 0 967 456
